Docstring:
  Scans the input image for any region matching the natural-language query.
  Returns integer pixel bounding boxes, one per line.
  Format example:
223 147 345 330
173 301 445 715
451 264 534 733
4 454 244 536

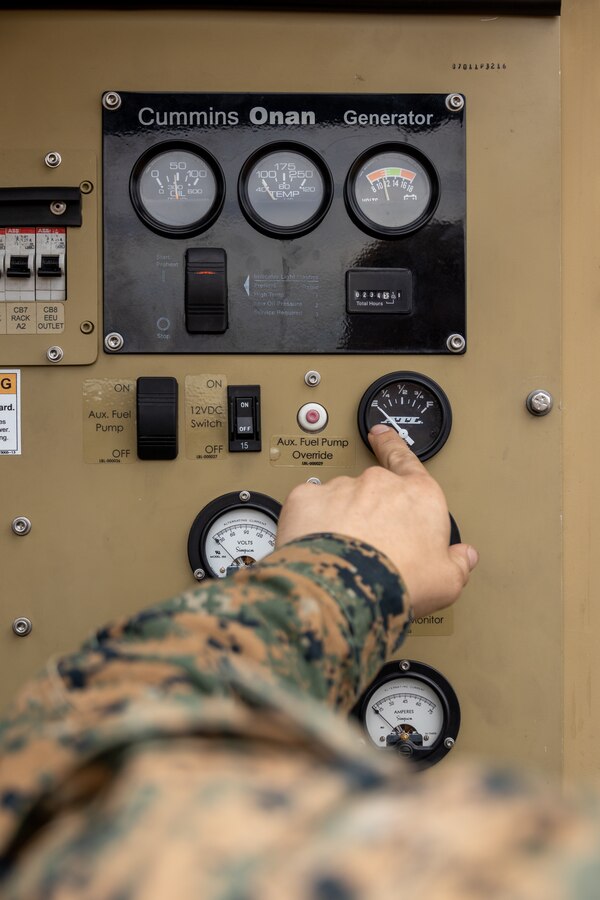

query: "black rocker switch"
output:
136 376 178 460
185 247 228 333
228 385 261 452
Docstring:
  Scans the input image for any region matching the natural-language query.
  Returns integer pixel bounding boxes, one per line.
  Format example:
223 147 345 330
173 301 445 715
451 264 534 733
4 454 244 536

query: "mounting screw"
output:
44 151 62 168
193 568 206 581
446 93 465 112
46 345 64 363
447 333 466 353
399 659 411 672
526 390 553 416
104 332 124 352
80 321 94 334
304 370 321 387
103 91 122 110
239 491 251 502
306 477 321 485
11 517 32 536
444 737 455 750
12 617 32 637
50 201 67 216
79 181 94 194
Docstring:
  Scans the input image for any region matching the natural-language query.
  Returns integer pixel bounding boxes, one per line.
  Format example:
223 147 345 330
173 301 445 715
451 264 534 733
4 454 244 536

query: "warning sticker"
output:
0 369 21 455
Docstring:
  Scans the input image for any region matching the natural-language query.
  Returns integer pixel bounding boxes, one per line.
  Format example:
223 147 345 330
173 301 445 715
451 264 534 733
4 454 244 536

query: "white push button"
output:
297 402 328 433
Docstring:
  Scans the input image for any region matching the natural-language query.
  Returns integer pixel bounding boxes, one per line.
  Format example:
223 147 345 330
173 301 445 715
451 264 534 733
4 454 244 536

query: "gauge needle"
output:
262 178 277 200
383 178 390 202
214 537 236 562
372 707 399 733
378 411 415 446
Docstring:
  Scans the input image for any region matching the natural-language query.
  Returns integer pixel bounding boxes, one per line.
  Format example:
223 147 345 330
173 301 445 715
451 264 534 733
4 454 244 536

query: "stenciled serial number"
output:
452 62 507 70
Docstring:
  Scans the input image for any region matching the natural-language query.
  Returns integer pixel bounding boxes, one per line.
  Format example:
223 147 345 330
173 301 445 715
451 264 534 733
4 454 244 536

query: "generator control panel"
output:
103 92 465 355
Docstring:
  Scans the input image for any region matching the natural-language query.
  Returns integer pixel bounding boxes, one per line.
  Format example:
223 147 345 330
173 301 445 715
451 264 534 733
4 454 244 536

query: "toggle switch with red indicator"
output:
297 402 328 433
185 247 228 333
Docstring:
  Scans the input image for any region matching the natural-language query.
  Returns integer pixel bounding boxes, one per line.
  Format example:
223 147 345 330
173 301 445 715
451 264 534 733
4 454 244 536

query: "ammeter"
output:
353 660 460 767
188 491 281 578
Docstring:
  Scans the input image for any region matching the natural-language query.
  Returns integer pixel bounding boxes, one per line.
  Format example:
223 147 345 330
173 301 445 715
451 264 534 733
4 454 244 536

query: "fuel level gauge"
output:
358 371 452 461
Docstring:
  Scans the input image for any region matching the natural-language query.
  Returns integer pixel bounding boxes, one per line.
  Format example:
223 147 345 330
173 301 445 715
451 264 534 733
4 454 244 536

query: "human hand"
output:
275 425 478 617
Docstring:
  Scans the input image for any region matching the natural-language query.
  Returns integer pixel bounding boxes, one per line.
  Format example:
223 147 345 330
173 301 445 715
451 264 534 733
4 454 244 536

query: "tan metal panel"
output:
0 10 561 775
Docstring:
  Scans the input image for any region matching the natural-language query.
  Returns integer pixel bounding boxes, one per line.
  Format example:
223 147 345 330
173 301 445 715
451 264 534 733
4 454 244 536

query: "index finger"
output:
368 424 428 477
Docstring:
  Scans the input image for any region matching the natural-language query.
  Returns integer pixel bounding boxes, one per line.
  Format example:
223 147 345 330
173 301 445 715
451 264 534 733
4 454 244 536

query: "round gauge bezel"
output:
357 370 452 462
238 141 333 238
353 660 461 768
345 142 440 239
187 491 282 578
130 140 225 238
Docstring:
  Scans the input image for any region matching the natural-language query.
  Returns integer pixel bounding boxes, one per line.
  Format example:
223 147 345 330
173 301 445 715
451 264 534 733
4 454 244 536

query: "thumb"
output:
448 543 479 588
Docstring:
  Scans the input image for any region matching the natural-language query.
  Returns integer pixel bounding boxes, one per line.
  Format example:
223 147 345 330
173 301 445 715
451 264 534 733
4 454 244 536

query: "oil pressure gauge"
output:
188 491 281 579
130 141 224 237
358 371 452 461
353 660 460 768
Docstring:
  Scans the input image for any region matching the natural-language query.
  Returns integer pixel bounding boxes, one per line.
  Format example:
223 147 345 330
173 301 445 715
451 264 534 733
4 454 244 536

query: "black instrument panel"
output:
103 92 465 354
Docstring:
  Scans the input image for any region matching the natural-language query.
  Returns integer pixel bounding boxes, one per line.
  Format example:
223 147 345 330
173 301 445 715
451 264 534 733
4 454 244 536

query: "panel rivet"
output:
444 737 455 749
103 91 122 110
12 617 32 637
193 568 206 581
306 477 321 485
46 345 64 363
239 491 251 502
446 93 465 112
50 201 67 216
304 370 321 387
44 151 62 168
446 333 466 353
80 321 94 334
11 517 32 536
104 332 124 352
399 659 411 672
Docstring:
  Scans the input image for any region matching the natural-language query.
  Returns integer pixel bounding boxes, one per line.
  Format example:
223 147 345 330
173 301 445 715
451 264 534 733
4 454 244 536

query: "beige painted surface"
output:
0 10 562 775
562 0 600 785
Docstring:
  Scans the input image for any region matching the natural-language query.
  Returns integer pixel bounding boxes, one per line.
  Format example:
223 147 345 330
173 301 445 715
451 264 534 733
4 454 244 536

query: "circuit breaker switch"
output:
136 376 178 460
7 255 31 278
37 254 62 277
228 385 261 452
185 247 228 333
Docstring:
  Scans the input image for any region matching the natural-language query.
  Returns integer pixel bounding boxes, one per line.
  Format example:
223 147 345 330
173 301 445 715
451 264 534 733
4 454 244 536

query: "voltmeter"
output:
353 660 460 767
130 140 225 237
188 491 281 579
345 143 439 238
358 371 452 461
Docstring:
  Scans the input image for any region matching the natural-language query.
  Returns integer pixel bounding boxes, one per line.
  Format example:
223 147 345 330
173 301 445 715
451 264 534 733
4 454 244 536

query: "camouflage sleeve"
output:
8 533 408 719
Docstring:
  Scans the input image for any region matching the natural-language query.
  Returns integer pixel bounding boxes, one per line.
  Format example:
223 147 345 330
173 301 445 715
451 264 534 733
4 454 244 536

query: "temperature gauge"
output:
188 491 281 579
239 142 332 237
345 143 439 237
130 141 224 237
358 371 452 461
353 660 460 767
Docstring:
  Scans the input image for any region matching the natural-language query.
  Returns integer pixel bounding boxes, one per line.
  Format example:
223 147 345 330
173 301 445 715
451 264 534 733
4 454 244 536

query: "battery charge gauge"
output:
346 143 439 237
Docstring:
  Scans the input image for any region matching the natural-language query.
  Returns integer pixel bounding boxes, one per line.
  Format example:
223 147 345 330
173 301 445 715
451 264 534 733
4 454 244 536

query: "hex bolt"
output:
239 491 251 502
12 617 32 637
444 737 455 750
306 477 321 485
304 370 321 387
11 516 32 536
46 345 64 363
193 568 206 581
446 333 466 353
446 93 465 112
103 91 122 110
399 660 411 672
104 332 124 352
526 390 554 416
44 151 62 168
50 201 67 216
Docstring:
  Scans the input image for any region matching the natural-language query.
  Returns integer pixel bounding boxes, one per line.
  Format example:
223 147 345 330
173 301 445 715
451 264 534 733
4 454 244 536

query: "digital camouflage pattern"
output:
0 534 598 898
